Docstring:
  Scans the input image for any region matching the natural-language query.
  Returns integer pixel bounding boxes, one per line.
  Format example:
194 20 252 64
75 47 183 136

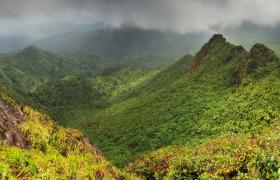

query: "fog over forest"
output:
0 0 279 37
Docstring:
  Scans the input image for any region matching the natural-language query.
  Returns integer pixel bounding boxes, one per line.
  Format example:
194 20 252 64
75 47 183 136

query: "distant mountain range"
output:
31 22 280 67
34 26 208 67
1 22 280 67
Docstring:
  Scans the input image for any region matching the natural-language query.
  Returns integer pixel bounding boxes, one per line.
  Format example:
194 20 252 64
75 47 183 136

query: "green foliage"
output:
32 76 104 108
90 67 158 102
122 54 193 98
29 67 157 125
0 46 113 94
126 123 280 179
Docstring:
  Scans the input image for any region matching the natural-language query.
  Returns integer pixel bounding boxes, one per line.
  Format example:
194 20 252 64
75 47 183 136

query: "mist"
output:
0 0 279 39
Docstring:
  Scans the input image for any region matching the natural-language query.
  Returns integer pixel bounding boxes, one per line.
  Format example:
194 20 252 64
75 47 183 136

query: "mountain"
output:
0 23 111 53
34 26 208 67
0 45 156 116
0 46 67 93
0 46 114 93
33 23 280 68
0 44 158 123
56 34 280 169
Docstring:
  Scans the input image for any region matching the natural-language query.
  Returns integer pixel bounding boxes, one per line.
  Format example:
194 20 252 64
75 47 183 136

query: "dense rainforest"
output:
0 33 280 179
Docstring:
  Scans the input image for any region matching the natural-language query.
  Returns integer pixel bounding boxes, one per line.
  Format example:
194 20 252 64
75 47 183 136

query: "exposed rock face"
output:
0 100 27 148
188 48 207 73
230 43 279 84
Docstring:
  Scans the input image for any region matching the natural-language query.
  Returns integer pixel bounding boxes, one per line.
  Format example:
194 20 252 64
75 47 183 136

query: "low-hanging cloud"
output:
0 0 280 38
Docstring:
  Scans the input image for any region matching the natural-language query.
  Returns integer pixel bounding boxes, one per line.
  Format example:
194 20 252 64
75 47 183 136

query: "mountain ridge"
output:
60 34 280 168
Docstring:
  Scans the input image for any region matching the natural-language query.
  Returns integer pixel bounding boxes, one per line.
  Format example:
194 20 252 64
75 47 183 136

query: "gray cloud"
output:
0 0 280 38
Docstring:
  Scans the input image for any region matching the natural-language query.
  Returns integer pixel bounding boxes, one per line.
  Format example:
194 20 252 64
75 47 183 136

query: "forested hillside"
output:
54 35 280 170
0 46 111 93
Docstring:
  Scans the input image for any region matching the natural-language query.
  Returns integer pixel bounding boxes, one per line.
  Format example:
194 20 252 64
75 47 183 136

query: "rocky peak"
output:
188 34 237 73
208 34 226 44
200 34 229 53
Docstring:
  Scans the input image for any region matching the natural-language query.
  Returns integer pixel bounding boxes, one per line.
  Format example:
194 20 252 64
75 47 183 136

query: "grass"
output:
0 99 135 179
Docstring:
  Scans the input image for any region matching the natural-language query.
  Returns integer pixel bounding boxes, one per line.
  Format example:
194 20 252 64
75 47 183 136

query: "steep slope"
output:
121 54 193 99
65 35 280 167
126 123 280 179
0 91 136 179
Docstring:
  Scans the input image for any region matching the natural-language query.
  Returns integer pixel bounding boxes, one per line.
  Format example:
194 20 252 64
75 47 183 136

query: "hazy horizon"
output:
0 0 279 38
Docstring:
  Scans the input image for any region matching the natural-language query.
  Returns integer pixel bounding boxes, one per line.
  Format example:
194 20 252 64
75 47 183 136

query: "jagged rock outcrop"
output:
230 43 279 84
185 34 277 85
246 43 279 72
0 100 27 148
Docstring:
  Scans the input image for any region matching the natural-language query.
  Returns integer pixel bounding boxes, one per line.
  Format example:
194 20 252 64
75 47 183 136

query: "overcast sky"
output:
0 0 279 38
